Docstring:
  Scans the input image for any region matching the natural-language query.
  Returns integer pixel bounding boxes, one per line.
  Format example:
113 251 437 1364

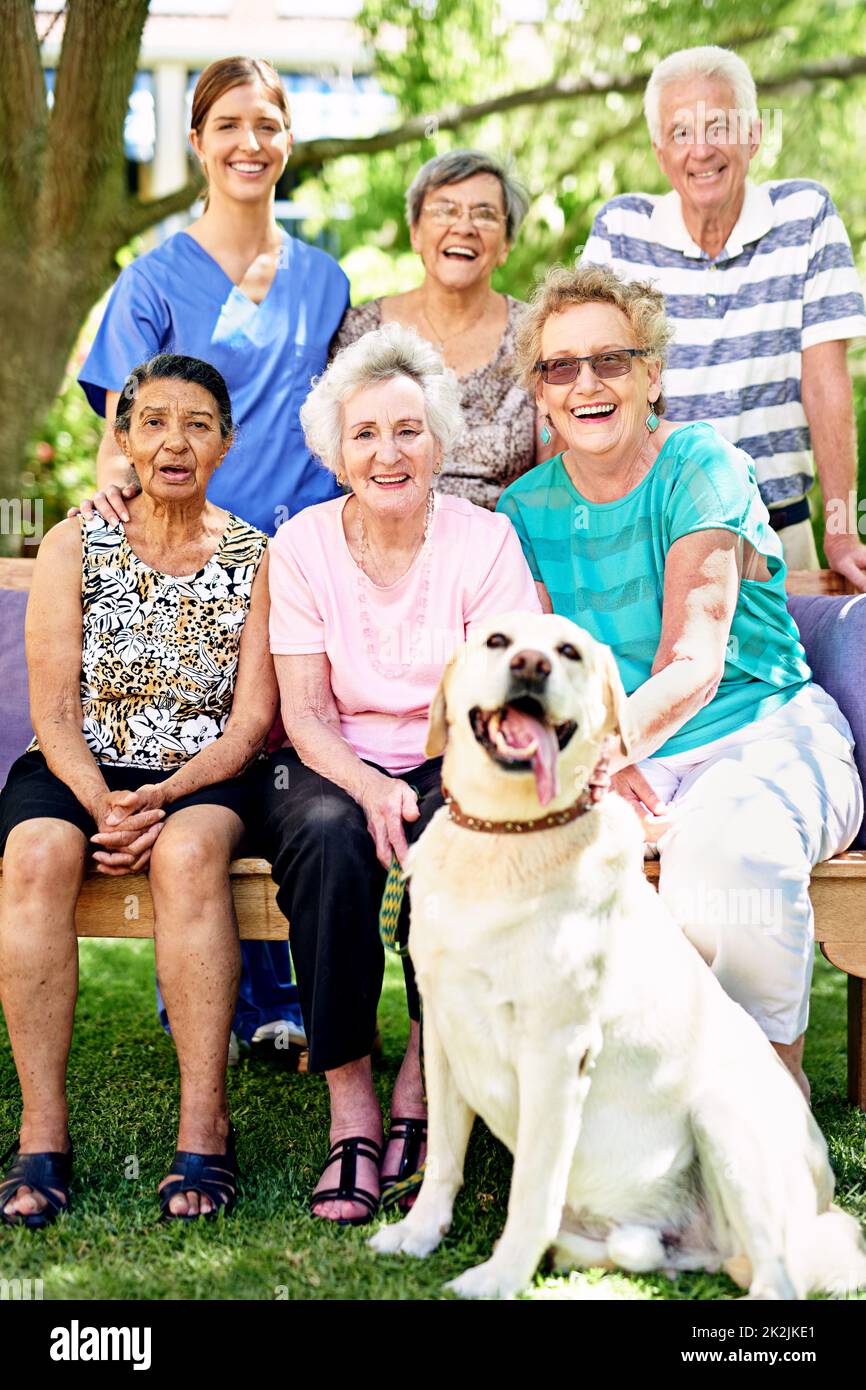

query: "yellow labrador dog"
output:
369 612 866 1300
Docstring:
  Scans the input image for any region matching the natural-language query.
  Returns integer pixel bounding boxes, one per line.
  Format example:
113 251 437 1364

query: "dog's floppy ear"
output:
600 646 632 758
425 657 454 757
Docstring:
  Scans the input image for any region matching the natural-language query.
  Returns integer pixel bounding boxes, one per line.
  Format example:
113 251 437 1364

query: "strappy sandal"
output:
380 1117 427 1212
310 1136 382 1227
0 1139 73 1230
159 1124 238 1223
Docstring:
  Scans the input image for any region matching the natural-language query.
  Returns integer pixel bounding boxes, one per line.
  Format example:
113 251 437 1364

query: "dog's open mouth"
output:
469 697 577 806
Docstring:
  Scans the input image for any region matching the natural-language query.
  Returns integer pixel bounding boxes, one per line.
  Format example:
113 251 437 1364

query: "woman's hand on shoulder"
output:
89 786 166 874
358 768 420 870
67 481 140 526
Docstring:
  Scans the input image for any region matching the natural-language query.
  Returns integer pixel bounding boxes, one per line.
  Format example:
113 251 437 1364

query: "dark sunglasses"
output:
536 348 646 385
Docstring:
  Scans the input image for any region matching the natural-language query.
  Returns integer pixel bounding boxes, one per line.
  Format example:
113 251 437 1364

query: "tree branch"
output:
115 177 205 245
754 52 866 93
0 0 49 232
43 0 151 238
290 51 866 172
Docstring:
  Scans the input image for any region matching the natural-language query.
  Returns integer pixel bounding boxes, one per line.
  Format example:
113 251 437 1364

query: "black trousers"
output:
255 749 444 1073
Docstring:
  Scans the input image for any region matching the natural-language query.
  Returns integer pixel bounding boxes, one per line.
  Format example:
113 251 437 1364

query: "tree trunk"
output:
0 240 118 554
0 0 152 553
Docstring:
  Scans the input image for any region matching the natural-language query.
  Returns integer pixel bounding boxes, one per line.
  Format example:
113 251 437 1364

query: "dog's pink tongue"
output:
499 707 560 807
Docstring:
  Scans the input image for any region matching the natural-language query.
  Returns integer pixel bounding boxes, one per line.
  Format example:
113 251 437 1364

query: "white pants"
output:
640 684 863 1044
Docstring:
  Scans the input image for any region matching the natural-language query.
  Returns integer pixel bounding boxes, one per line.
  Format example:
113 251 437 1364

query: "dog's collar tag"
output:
442 785 595 834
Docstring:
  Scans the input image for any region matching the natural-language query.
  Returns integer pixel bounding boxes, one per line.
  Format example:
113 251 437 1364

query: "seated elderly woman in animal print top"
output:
0 354 276 1229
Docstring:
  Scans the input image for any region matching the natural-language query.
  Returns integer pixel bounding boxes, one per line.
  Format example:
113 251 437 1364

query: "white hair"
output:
300 323 464 476
644 46 758 144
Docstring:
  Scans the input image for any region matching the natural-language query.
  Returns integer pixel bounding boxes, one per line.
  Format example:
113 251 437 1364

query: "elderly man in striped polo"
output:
582 44 866 588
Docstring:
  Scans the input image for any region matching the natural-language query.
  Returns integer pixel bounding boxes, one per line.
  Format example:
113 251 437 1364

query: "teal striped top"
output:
496 422 811 756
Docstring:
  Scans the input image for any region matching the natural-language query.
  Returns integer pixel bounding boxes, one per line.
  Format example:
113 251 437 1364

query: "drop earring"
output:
645 403 660 433
540 420 552 446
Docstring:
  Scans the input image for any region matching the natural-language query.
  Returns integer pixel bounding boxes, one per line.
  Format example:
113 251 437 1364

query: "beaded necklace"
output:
356 490 437 680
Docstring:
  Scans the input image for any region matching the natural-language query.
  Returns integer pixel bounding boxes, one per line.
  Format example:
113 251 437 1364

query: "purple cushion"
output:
0 588 32 789
787 592 866 848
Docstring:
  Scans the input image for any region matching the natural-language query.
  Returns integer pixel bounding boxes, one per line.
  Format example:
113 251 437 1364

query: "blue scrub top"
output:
79 230 350 535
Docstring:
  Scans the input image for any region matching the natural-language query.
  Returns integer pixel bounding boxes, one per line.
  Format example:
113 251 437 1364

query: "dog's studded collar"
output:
442 785 595 834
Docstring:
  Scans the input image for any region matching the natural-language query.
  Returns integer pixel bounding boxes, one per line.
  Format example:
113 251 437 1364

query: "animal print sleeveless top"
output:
35 512 267 770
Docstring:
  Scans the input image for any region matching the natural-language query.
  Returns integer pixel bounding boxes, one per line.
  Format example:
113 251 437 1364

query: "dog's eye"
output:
558 643 582 661
486 632 510 649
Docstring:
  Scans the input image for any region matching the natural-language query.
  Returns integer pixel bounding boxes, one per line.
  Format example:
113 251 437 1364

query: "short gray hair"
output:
300 324 464 476
644 46 758 144
406 149 530 241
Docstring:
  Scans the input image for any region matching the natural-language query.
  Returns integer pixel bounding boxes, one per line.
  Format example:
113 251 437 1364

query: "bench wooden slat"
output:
848 979 866 1113
786 568 856 595
0 858 286 941
809 852 866 878
74 859 285 941
644 852 866 954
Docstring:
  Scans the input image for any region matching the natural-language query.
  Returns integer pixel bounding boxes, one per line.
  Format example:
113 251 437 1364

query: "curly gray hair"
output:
514 264 674 415
300 324 464 476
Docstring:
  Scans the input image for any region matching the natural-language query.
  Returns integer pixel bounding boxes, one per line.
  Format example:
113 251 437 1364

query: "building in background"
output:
37 0 398 247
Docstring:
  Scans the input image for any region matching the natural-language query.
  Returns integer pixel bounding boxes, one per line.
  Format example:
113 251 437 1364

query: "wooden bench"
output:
1 558 865 1106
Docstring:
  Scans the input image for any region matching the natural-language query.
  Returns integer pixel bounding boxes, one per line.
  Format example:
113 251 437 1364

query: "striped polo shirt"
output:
582 180 866 507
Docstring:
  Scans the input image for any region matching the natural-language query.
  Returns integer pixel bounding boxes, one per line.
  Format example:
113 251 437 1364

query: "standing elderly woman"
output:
497 264 863 1100
334 150 548 508
0 354 276 1225
259 325 541 1223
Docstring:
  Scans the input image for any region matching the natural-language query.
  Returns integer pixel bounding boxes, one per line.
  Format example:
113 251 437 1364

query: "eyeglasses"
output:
536 349 646 385
422 200 506 229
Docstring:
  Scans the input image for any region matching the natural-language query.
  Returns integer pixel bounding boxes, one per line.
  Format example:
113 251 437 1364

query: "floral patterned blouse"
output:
30 513 267 770
332 296 537 510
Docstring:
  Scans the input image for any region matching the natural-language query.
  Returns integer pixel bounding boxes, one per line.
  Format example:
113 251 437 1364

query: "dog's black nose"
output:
509 648 551 690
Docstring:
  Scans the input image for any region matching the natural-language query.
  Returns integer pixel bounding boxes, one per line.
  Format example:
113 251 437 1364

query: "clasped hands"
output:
89 785 167 875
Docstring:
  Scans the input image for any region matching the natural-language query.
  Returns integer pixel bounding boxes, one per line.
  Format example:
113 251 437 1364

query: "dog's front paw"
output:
444 1258 525 1300
369 1218 443 1259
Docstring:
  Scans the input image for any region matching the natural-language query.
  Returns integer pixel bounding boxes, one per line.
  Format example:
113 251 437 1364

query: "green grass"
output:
0 944 864 1301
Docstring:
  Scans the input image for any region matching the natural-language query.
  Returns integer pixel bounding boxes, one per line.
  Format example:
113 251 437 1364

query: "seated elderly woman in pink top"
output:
257 324 541 1225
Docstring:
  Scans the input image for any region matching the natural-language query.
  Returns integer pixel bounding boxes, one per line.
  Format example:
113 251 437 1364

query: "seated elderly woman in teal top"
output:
497 264 863 1101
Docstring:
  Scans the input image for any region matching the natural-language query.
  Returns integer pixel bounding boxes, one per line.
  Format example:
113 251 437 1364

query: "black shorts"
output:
0 750 260 856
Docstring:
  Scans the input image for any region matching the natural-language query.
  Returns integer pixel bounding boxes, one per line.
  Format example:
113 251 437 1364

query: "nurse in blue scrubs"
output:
77 56 349 1053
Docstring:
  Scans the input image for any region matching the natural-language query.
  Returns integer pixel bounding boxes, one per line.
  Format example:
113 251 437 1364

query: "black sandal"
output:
159 1125 238 1223
380 1117 427 1212
310 1136 382 1227
0 1140 73 1230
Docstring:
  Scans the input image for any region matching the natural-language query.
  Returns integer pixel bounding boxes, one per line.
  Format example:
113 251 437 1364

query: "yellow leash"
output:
379 855 408 957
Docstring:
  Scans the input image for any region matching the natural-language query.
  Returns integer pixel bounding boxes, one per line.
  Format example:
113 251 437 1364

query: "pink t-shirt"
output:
269 492 542 773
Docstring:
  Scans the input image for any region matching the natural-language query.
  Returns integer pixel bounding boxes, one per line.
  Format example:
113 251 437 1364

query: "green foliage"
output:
300 0 866 301
23 240 145 529
26 0 866 519
23 351 102 533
